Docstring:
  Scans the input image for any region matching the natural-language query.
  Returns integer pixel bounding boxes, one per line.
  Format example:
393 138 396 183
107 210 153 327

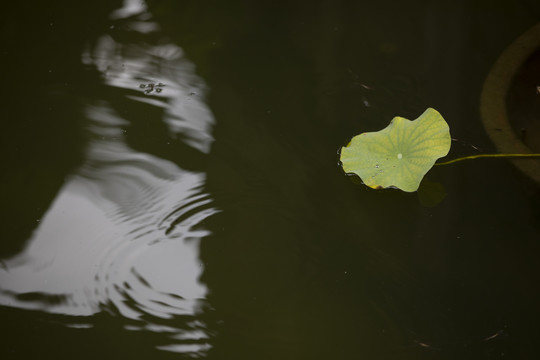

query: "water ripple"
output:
0 0 218 355
0 132 217 351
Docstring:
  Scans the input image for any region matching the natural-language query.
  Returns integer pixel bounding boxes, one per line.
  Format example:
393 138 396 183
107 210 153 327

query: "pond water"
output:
2 0 540 359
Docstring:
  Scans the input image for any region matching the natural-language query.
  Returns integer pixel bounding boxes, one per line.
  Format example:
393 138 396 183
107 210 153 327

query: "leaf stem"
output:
435 153 540 166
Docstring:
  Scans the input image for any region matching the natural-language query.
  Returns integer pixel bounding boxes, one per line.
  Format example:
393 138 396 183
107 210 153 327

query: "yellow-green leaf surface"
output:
340 108 451 192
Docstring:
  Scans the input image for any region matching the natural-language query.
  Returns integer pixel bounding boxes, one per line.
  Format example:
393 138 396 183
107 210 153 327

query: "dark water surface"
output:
2 0 540 359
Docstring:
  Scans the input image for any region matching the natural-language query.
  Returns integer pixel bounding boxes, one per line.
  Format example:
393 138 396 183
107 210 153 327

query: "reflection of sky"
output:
0 0 216 355
0 134 213 316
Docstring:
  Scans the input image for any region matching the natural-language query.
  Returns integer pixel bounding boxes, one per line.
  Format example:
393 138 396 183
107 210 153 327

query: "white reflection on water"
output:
0 138 213 317
0 0 217 356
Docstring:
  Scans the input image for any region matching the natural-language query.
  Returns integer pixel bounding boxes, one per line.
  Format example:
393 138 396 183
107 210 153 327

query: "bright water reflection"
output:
0 0 216 355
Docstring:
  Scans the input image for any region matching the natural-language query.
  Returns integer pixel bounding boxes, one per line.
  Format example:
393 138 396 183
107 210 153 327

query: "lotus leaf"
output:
340 108 451 192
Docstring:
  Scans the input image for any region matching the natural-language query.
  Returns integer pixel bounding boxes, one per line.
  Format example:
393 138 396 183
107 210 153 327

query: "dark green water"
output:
2 0 540 359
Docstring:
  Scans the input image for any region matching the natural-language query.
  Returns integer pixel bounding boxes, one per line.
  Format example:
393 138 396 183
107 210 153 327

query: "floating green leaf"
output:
340 108 451 192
